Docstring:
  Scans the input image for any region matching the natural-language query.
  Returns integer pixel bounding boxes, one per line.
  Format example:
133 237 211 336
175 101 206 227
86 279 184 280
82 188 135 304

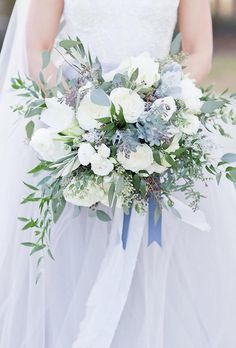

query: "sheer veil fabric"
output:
0 1 236 348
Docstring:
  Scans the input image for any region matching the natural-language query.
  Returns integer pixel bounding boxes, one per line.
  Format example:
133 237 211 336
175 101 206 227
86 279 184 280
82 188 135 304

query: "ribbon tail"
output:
122 211 131 249
148 196 162 247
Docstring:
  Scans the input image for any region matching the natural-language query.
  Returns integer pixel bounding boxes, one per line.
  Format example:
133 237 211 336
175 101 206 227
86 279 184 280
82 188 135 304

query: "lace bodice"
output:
63 0 180 70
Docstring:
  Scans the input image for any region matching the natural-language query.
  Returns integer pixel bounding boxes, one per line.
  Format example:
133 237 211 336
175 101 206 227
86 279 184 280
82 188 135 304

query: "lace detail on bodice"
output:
63 0 180 70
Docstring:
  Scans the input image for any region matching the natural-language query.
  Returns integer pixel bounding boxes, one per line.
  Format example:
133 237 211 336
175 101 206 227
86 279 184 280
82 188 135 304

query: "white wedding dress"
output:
1 1 236 347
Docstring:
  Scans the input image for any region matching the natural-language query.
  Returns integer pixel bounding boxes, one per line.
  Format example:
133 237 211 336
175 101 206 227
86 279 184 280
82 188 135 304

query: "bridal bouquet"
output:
12 36 236 257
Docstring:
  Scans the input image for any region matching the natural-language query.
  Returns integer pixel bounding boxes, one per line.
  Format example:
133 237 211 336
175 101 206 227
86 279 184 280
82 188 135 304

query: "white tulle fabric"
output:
1 1 236 348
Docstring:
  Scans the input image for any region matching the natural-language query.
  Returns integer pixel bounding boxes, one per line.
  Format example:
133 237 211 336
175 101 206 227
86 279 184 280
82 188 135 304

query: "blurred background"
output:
0 0 235 91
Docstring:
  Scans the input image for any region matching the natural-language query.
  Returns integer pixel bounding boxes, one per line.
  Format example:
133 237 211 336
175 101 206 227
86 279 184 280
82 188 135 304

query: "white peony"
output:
63 179 103 207
76 92 110 130
181 78 203 112
117 144 153 172
147 162 168 174
90 153 114 176
97 144 110 159
41 98 75 133
180 114 200 135
152 96 177 121
30 128 70 161
126 52 161 87
110 87 145 123
78 143 96 166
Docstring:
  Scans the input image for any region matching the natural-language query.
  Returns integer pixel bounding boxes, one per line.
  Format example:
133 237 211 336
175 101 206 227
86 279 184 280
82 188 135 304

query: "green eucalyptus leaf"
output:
108 182 116 207
51 196 66 223
25 120 35 140
201 100 224 114
221 153 236 163
90 88 110 107
42 51 51 70
170 33 182 55
96 210 111 222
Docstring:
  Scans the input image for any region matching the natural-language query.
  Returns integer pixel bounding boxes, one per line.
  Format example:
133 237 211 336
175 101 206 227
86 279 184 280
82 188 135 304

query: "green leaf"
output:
18 217 28 222
22 220 38 231
30 244 46 256
221 153 236 163
90 88 110 107
216 172 222 185
96 210 112 222
25 120 35 140
59 39 78 49
154 205 161 224
28 162 50 174
170 33 182 55
47 249 55 261
51 196 66 223
42 51 51 69
140 179 147 198
23 181 39 191
97 117 112 124
130 68 139 82
201 100 224 114
21 242 37 248
153 149 161 165
108 182 116 207
133 174 141 191
165 154 176 168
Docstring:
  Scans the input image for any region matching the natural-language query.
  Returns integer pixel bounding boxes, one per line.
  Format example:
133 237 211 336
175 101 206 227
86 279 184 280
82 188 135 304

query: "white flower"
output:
180 114 200 135
63 179 103 207
152 96 177 121
181 78 203 112
166 134 181 153
76 92 110 130
117 144 153 172
41 98 75 133
78 143 96 166
146 162 168 174
30 128 70 161
110 87 145 123
97 144 110 158
90 153 114 176
120 52 160 87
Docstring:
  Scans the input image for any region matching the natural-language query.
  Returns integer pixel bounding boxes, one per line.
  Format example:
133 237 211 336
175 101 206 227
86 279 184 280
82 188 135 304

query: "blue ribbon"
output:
122 196 162 249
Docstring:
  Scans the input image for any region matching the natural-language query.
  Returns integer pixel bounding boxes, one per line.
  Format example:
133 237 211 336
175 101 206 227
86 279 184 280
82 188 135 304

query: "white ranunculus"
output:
78 143 96 166
152 96 177 121
146 162 168 174
117 144 153 172
126 52 161 87
90 153 114 176
30 128 70 161
76 92 110 130
180 114 200 135
63 179 103 207
41 98 75 133
166 134 181 153
97 144 110 159
181 78 203 112
110 87 145 123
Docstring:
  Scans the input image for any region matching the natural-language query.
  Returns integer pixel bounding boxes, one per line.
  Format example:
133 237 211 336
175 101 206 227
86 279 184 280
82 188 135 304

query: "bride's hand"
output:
26 0 64 85
179 0 213 84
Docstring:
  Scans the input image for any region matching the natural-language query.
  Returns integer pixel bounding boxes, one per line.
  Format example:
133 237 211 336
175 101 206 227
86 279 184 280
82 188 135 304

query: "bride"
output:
1 0 236 347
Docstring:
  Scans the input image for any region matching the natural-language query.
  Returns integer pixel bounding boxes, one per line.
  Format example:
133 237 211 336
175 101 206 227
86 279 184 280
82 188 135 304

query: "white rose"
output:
126 52 161 87
30 128 70 161
63 179 103 207
181 78 203 112
180 114 200 135
110 87 145 123
152 96 177 121
97 144 110 158
146 162 168 174
76 92 110 130
78 143 96 166
90 153 114 176
41 98 75 133
117 144 153 172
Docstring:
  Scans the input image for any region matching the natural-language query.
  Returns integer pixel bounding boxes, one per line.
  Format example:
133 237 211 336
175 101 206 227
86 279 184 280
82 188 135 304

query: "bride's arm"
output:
26 0 64 83
179 0 213 83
